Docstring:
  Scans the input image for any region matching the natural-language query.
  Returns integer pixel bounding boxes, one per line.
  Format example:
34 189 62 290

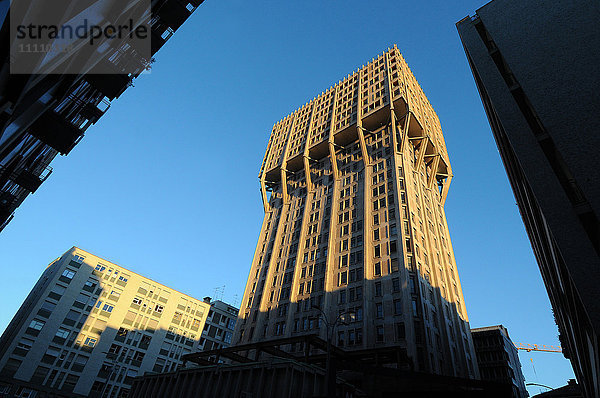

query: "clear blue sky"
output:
0 0 574 394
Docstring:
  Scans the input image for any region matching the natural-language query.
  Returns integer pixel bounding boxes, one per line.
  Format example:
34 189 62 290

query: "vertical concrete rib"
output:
286 103 316 336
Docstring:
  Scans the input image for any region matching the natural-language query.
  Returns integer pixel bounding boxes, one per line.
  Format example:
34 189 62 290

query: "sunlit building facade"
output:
0 247 211 397
234 46 479 378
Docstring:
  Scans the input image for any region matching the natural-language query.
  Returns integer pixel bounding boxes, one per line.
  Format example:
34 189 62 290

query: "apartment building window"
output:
409 275 417 294
355 286 363 300
373 228 380 241
38 300 56 318
60 269 75 282
74 293 90 307
14 338 35 356
341 239 349 251
396 322 406 340
95 264 106 272
84 337 97 347
392 278 400 292
49 284 67 300
376 325 384 342
394 299 402 315
338 271 348 286
82 279 97 293
376 302 383 318
374 262 381 276
375 282 382 297
354 306 363 321
27 319 45 332
390 241 398 255
374 244 381 257
55 328 70 340
412 299 419 317
405 238 412 252
339 254 348 268
102 303 114 313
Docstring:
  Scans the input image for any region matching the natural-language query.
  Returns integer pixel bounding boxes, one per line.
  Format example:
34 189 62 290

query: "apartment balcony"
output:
157 0 195 31
0 192 17 228
27 110 84 155
13 164 53 193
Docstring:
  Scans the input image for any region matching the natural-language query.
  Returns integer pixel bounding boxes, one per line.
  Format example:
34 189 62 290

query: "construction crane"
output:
514 343 562 353
514 343 563 395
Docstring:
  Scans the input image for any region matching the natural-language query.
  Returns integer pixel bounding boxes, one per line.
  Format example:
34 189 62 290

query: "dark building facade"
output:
0 0 204 232
457 1 600 397
199 298 238 352
471 325 527 398
130 336 512 398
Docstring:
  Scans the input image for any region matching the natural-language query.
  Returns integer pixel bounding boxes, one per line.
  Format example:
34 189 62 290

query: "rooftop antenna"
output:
213 285 225 301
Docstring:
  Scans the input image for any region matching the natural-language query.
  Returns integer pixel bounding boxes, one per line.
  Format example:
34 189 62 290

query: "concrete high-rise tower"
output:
233 46 478 379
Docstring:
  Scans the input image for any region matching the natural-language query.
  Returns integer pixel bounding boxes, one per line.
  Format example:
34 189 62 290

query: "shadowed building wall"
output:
471 325 528 398
198 297 238 352
0 0 205 232
457 1 600 396
233 46 479 379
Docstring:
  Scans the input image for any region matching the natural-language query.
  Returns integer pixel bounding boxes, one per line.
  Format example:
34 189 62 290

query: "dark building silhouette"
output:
457 1 600 396
130 335 512 398
471 325 527 398
532 379 581 398
199 297 238 352
0 0 204 232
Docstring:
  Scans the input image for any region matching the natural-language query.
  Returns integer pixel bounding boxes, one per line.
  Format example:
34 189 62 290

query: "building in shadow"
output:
457 1 600 396
0 0 205 232
471 325 528 397
199 297 238 353
532 379 581 398
0 247 211 397
131 334 512 397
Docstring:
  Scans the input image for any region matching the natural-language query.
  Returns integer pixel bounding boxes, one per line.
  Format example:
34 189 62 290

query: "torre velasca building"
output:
233 46 479 379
